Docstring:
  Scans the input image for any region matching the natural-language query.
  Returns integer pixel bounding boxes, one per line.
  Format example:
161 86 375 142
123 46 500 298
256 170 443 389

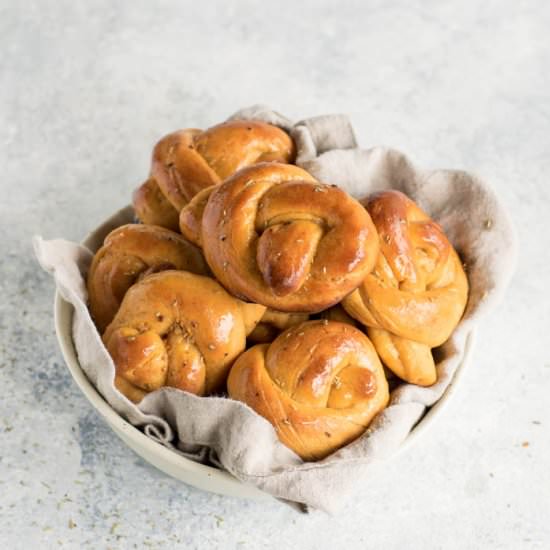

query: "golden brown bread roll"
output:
179 188 310 342
318 304 359 327
228 320 389 461
318 306 399 388
179 185 214 247
132 178 180 231
87 224 208 332
132 120 294 229
342 190 468 386
200 162 380 312
247 309 309 343
103 271 266 403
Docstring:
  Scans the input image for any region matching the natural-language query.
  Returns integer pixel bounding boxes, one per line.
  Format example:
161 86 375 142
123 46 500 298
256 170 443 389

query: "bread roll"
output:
343 190 468 386
87 224 208 332
133 120 295 229
200 162 379 312
103 271 266 402
132 178 180 231
228 320 389 461
247 309 309 343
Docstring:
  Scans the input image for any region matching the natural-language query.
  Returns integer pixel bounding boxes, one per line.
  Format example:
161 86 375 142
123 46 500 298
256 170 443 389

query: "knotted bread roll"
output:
87 224 208 332
199 162 380 312
132 178 181 231
133 120 295 228
228 320 389 461
342 190 468 386
247 309 310 343
103 271 266 403
178 185 213 247
319 304 359 326
179 183 310 341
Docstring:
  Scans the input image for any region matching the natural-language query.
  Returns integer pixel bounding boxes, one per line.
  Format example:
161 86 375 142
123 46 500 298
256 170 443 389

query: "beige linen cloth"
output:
33 106 517 513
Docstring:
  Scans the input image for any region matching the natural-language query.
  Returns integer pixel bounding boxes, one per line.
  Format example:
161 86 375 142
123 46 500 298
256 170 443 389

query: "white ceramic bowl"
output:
54 206 475 500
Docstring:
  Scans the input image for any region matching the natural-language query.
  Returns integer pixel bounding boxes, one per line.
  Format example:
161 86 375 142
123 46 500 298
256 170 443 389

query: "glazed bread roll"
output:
179 186 309 342
87 224 208 332
179 185 214 247
343 190 468 386
228 320 389 461
200 162 380 312
247 309 309 343
318 304 359 327
103 271 266 403
132 119 295 229
133 178 180 231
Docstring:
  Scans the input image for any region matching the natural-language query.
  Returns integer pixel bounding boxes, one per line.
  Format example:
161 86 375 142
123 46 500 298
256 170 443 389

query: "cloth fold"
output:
34 105 517 513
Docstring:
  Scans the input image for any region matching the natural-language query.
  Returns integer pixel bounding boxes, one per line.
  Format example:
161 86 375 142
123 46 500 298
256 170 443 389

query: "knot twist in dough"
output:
343 190 468 385
133 120 295 226
228 320 389 460
199 162 380 312
103 271 266 403
87 224 208 332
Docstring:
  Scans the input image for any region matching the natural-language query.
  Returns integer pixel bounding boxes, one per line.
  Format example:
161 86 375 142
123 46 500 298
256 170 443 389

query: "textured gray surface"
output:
1 1 548 548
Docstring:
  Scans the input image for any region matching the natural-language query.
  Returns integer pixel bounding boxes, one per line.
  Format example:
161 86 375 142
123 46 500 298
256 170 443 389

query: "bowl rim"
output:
53 205 476 498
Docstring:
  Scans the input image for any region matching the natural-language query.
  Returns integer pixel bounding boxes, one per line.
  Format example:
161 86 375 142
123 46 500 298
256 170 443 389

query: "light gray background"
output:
1 1 548 548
